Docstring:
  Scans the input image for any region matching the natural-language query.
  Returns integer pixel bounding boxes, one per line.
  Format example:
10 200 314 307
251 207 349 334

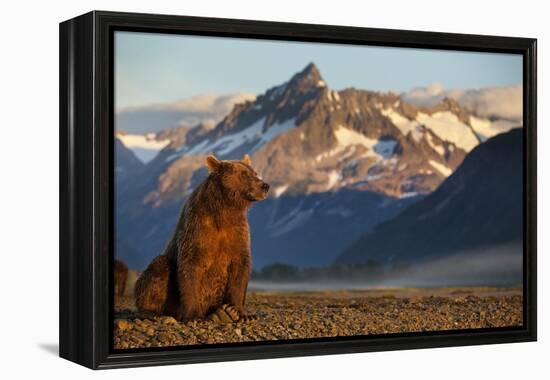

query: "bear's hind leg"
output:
117 270 127 296
134 255 177 316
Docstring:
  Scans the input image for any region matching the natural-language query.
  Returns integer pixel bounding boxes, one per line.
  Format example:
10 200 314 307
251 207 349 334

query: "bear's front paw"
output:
207 304 240 324
238 312 258 323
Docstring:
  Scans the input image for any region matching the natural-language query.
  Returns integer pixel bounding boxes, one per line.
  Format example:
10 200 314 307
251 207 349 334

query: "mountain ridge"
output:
146 63 490 203
336 127 523 265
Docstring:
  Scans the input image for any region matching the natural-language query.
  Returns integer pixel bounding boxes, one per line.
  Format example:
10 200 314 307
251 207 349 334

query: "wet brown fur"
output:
114 259 128 297
134 155 269 321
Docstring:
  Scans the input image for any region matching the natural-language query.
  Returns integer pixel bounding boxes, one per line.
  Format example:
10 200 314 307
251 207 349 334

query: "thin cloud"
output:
403 84 523 122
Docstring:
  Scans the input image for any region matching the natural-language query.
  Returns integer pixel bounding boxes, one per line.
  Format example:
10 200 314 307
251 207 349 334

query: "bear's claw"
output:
207 304 257 324
238 313 258 323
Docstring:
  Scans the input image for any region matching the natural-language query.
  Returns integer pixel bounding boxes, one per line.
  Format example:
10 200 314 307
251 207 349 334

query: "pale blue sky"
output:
115 31 522 110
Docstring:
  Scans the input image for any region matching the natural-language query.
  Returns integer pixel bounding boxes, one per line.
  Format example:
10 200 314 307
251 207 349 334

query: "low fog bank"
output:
250 243 522 292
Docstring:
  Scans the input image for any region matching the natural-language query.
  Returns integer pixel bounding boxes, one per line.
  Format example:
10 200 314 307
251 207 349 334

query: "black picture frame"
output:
59 10 537 369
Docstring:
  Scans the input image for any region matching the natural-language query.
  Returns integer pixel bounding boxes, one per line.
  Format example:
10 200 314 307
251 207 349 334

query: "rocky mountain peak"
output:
434 97 472 124
195 63 326 140
288 62 325 90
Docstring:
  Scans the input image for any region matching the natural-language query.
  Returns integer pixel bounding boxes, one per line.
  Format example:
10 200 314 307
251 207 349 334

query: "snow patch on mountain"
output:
491 119 519 131
117 133 170 163
334 126 379 158
417 112 479 151
327 170 341 190
426 133 445 155
469 116 518 142
429 159 452 177
327 90 341 103
214 117 266 155
167 117 296 161
165 138 210 161
251 118 296 152
273 184 289 198
381 108 423 141
185 139 211 156
313 126 398 165
469 116 493 141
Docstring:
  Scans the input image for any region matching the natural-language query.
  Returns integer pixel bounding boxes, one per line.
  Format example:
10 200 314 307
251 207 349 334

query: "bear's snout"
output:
261 182 270 192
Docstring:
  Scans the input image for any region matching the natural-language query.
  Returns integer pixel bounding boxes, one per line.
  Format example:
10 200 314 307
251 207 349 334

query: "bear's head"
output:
206 154 270 203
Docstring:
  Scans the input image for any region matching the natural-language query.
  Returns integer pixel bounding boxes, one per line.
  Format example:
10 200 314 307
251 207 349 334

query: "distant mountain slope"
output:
115 137 144 184
248 190 419 268
336 128 523 265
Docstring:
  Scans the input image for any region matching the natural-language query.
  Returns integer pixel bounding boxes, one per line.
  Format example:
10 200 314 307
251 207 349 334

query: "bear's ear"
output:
242 154 252 166
206 154 222 173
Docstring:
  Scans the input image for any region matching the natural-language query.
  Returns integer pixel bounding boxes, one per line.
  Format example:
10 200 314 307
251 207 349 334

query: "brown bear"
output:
114 259 128 297
134 154 269 322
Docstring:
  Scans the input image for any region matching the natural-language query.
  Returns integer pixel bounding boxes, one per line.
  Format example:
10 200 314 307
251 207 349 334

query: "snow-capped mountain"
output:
115 63 522 270
143 63 516 203
336 128 523 266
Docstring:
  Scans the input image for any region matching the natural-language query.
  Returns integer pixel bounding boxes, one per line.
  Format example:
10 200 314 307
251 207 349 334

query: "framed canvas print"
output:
59 11 537 369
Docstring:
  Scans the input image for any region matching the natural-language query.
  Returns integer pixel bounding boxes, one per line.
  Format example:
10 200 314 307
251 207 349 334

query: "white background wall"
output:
0 0 546 377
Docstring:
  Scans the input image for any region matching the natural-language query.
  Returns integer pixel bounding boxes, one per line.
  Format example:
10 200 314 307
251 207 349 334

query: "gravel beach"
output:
113 288 523 349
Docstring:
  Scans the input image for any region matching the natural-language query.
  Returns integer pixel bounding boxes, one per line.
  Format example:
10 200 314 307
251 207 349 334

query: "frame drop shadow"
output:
38 343 59 356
